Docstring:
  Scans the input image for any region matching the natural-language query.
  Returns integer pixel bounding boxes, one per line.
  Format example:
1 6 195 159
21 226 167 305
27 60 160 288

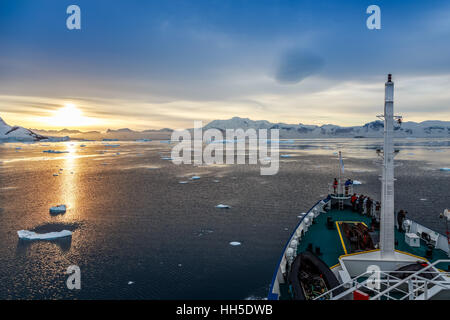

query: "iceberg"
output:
353 180 362 185
49 205 67 214
216 204 231 209
229 241 241 246
17 229 72 240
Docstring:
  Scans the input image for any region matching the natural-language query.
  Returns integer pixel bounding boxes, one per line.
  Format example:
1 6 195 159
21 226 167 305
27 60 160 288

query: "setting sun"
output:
45 103 99 128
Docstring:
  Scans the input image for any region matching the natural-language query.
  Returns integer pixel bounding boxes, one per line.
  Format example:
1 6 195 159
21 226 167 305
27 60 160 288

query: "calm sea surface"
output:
0 138 449 299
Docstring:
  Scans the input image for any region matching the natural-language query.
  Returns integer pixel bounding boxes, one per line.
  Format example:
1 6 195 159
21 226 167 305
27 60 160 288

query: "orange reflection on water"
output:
61 142 77 216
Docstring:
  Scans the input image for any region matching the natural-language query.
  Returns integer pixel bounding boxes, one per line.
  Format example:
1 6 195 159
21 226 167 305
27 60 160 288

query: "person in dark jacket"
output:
358 195 365 214
397 210 406 232
366 197 373 216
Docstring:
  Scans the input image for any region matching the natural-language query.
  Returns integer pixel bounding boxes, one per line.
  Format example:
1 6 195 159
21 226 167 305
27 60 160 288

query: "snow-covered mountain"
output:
204 117 450 138
0 116 47 141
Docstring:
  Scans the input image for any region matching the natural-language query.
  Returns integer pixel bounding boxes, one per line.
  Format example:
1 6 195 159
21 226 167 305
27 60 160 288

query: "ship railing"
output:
313 259 450 300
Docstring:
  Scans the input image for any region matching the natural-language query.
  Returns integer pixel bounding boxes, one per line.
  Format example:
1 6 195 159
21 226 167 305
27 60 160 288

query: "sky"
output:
0 0 450 130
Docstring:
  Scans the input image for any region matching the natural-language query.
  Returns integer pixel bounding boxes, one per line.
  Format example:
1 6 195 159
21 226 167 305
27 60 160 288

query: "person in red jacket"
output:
333 178 338 195
351 193 357 211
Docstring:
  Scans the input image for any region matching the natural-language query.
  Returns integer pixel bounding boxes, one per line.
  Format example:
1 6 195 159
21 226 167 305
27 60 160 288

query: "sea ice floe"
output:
43 150 69 154
245 296 268 300
353 180 362 185
17 229 72 240
216 204 231 209
229 242 241 246
49 205 67 214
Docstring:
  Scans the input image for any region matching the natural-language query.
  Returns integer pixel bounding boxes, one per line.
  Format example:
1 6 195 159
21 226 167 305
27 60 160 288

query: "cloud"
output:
274 49 324 84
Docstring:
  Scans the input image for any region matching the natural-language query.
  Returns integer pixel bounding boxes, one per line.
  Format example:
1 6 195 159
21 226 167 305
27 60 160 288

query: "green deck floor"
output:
296 208 449 270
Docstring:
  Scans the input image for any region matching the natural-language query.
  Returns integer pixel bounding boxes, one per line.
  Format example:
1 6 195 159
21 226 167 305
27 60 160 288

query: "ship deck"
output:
278 208 449 300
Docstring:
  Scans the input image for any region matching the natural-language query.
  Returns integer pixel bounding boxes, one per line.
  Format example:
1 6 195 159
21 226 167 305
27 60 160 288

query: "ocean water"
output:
0 138 448 299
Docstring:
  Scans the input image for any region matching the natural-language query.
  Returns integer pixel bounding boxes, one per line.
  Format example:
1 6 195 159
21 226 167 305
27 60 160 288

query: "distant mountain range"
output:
1 114 449 142
204 117 450 138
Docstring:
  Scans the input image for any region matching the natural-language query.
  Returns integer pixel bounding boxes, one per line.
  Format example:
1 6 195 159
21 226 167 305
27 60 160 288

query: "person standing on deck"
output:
345 179 353 196
351 193 357 211
333 178 338 195
397 210 406 232
375 201 381 223
358 195 365 214
366 197 373 216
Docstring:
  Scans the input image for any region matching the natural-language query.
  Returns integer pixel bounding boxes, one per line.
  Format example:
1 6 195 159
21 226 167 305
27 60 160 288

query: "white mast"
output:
379 74 396 259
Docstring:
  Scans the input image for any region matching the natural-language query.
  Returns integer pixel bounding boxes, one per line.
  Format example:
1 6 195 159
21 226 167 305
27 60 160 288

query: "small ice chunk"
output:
49 205 67 214
191 176 201 180
17 229 72 240
420 198 427 201
43 150 69 154
353 180 362 185
128 281 134 285
229 241 241 246
216 204 231 209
